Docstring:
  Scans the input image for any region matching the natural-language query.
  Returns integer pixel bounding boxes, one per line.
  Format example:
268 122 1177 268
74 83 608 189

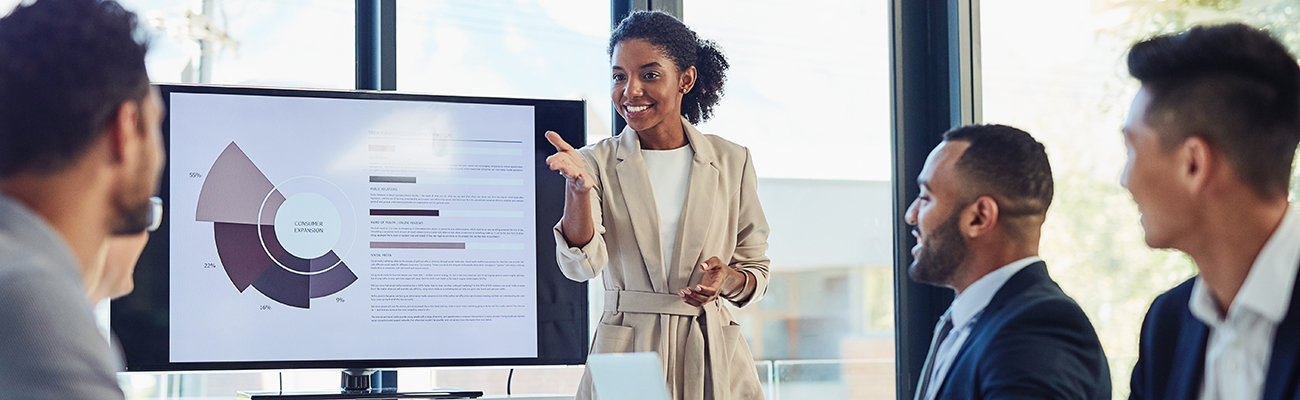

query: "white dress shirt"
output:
921 256 1042 400
641 145 693 283
1191 206 1300 400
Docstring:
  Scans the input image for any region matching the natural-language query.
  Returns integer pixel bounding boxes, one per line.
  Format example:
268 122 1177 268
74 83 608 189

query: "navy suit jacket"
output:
933 262 1111 400
1129 269 1300 400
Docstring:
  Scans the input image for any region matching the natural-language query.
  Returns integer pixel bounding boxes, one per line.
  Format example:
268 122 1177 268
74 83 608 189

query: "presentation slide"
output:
167 93 538 362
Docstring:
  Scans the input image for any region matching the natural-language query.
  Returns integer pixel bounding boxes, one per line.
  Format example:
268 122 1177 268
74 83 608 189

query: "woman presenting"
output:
546 10 770 400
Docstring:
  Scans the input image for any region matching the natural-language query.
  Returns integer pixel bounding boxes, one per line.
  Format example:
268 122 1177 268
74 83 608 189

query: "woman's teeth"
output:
627 105 650 112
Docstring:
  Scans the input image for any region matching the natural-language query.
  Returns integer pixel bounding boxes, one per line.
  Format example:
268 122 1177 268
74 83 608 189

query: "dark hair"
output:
1128 23 1300 198
0 0 151 177
943 124 1054 219
609 11 728 125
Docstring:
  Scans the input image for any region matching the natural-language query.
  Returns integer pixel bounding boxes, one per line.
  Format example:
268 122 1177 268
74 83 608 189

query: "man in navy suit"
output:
906 124 1110 400
1123 24 1300 400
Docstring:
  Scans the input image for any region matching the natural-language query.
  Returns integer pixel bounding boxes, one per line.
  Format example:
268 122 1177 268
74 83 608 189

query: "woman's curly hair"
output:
609 11 729 125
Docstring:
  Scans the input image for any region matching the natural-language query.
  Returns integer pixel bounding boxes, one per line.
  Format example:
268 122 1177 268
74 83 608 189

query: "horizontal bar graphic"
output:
441 210 526 218
370 176 417 183
421 177 523 186
370 209 439 217
367 142 523 156
434 139 524 144
370 242 466 249
448 147 523 156
465 243 528 251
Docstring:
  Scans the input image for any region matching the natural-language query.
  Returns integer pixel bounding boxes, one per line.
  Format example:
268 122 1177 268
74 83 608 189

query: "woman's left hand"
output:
679 256 737 306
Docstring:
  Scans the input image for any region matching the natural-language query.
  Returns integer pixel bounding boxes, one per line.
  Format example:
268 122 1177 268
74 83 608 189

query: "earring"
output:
681 88 689 93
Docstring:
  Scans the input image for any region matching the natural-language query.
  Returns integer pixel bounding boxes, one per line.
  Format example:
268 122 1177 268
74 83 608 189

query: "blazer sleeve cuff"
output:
553 222 601 280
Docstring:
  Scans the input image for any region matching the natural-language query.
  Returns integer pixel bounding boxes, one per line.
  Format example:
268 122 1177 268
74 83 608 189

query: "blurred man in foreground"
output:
0 0 165 398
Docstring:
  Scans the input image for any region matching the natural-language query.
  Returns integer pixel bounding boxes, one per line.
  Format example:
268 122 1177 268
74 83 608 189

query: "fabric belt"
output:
604 290 701 316
603 289 725 399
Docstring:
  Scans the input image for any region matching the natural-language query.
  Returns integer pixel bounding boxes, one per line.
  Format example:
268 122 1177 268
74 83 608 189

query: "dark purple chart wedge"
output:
196 142 357 309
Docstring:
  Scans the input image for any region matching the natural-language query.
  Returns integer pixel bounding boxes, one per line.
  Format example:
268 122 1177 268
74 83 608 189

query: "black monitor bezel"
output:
112 83 589 372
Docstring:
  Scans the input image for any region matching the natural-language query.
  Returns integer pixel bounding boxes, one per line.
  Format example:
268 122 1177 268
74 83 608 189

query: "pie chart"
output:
195 142 357 309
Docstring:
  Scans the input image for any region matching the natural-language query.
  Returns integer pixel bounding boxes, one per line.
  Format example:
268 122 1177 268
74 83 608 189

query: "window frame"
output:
890 0 981 399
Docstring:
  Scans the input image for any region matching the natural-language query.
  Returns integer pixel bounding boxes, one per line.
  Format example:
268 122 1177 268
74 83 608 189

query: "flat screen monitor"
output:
112 84 589 371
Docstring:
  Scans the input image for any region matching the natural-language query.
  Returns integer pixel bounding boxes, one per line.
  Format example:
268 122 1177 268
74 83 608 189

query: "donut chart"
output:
196 142 357 309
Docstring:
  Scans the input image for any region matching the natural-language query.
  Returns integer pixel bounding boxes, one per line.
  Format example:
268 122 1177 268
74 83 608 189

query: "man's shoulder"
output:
970 270 1103 357
0 232 73 284
986 266 1092 328
1135 276 1199 348
1148 276 1197 317
0 204 78 281
0 238 124 399
964 267 1102 359
0 232 95 321
1128 277 1200 400
950 268 1110 399
990 281 1094 334
0 217 100 343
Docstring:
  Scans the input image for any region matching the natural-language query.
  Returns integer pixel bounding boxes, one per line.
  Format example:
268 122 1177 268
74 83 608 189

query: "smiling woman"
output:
611 38 696 147
546 10 771 400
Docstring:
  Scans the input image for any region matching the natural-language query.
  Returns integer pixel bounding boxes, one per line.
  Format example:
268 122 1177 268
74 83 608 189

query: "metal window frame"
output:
891 0 981 399
356 0 396 91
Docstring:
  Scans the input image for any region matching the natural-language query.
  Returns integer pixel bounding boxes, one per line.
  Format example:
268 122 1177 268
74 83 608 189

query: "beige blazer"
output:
554 117 771 400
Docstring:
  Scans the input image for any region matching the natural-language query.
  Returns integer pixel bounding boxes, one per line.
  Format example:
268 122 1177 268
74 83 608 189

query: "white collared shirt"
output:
1191 206 1300 400
922 256 1042 400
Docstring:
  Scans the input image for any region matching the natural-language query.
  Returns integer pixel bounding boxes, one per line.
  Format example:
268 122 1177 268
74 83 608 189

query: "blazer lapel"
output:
937 262 1051 398
1262 262 1300 400
1167 310 1208 400
613 127 668 293
673 119 718 292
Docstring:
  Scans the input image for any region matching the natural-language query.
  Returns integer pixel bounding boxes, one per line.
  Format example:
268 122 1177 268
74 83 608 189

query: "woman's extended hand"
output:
680 256 744 307
545 131 594 193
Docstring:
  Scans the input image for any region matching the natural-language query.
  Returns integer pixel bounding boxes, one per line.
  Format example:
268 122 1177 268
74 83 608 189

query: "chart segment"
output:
197 142 356 308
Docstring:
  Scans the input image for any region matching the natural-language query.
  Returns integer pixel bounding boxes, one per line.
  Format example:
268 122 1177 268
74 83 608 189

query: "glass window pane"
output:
688 0 895 397
395 0 610 394
981 1 1300 397
397 0 611 144
86 0 354 89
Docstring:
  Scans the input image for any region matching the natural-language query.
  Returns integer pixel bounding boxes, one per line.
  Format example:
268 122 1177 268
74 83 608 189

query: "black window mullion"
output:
357 0 396 91
890 0 972 398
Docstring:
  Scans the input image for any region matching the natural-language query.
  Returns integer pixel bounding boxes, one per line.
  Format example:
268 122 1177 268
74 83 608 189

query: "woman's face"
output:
611 39 695 133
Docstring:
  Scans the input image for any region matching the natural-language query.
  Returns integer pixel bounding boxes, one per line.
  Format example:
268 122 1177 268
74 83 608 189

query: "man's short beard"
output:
111 111 159 236
908 205 968 286
111 194 153 235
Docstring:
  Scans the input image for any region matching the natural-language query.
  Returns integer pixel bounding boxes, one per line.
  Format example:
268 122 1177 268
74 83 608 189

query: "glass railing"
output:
768 359 895 400
120 359 897 399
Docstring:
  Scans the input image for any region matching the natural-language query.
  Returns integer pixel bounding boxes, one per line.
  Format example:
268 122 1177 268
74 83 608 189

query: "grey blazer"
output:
555 117 771 400
0 194 124 400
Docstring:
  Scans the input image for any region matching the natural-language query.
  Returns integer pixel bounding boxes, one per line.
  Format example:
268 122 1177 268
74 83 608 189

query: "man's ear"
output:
962 196 1000 239
105 100 141 164
1180 136 1214 195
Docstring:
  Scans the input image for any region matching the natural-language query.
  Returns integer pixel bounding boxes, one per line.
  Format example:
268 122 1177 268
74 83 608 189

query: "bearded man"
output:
905 124 1110 400
0 0 165 399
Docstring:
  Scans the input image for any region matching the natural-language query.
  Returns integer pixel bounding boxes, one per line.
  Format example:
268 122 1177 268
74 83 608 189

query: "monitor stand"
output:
238 369 483 399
